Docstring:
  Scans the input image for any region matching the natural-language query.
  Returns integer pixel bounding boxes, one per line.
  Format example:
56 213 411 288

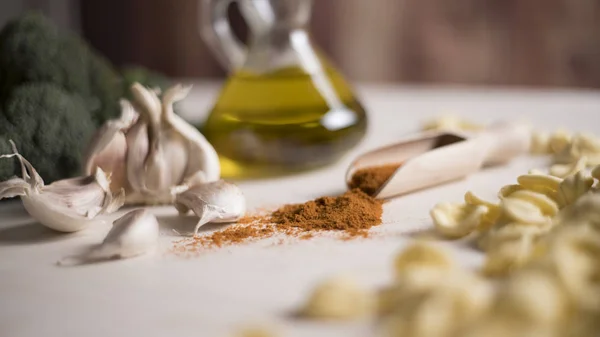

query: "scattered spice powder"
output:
171 189 384 255
300 233 314 240
348 164 401 195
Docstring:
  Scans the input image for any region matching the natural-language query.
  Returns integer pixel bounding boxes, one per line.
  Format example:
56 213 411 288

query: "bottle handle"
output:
199 0 247 71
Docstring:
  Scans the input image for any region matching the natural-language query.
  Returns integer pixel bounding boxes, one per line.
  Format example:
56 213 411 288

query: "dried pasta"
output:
301 276 374 320
430 203 488 238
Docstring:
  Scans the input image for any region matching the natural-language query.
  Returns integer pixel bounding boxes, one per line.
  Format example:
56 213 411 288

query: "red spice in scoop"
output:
348 164 401 195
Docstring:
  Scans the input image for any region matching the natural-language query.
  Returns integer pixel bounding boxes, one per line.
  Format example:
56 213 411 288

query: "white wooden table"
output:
1 83 600 337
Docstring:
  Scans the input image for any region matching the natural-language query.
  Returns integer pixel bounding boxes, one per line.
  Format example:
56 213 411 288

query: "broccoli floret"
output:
0 83 95 182
0 12 122 125
0 12 175 184
88 50 123 125
121 66 172 97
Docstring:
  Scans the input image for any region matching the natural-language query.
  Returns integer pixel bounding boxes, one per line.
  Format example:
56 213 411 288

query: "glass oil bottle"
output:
200 0 368 178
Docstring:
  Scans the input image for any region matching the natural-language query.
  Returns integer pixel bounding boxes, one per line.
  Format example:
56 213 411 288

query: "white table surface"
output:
2 83 600 337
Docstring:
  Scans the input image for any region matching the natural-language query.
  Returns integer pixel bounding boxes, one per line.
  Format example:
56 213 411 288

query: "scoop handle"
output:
476 122 531 165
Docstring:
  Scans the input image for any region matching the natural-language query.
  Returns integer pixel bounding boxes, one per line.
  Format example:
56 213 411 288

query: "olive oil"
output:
203 65 367 178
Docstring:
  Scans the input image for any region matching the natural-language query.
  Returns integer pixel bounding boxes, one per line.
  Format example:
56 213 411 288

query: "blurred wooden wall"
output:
81 0 600 88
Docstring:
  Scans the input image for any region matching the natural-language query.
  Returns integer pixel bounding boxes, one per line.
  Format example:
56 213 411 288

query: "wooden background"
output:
7 0 600 88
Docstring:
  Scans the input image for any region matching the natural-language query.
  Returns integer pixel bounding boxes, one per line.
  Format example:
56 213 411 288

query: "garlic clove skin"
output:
174 180 246 236
58 209 159 265
0 141 124 232
0 177 30 198
25 169 124 232
124 117 151 195
21 193 102 232
84 100 137 192
161 131 189 187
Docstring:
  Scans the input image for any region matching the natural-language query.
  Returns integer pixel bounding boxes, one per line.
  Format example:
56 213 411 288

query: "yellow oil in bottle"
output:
202 64 367 179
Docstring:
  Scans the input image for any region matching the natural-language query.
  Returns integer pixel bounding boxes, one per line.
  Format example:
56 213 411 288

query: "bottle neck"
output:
242 28 317 74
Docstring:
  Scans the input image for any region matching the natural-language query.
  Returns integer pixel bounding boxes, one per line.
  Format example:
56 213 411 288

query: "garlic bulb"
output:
0 142 124 232
85 82 220 205
58 209 159 265
174 180 246 236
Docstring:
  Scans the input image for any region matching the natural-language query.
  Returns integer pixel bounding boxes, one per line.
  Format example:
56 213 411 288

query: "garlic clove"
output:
130 83 162 123
162 84 220 183
143 145 170 193
131 84 172 194
0 141 124 232
84 100 137 192
125 120 151 195
171 171 208 196
93 208 159 259
160 131 189 188
58 209 159 265
174 180 246 236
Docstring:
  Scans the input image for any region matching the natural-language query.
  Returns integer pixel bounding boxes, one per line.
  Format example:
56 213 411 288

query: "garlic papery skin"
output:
84 100 136 193
174 180 246 236
0 142 124 232
84 82 220 205
58 209 159 266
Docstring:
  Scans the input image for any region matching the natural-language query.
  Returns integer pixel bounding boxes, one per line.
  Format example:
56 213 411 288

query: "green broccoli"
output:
0 12 175 183
0 12 122 125
121 66 172 97
0 84 95 182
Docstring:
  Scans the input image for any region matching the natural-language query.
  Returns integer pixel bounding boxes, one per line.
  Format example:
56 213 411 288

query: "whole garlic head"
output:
84 83 220 205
